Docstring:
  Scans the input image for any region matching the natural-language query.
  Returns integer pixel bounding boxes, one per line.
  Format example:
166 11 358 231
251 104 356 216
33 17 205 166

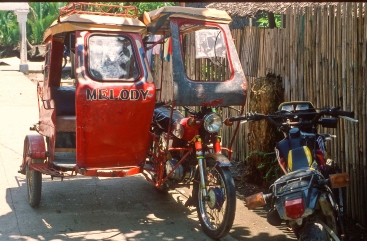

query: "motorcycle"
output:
19 3 247 239
143 104 237 238
226 101 358 241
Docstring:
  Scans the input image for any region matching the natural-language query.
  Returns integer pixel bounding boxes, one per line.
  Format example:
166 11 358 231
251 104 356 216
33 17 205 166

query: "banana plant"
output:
27 2 68 45
0 11 20 57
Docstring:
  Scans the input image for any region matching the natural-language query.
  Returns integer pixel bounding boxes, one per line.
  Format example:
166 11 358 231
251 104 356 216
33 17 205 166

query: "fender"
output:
19 135 47 174
205 153 232 167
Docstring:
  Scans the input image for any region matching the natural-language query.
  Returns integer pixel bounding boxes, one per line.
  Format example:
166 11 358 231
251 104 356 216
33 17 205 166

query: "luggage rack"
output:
58 2 138 22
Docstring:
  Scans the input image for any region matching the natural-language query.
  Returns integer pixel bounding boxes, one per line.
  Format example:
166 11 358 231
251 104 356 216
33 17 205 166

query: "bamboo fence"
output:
151 3 367 226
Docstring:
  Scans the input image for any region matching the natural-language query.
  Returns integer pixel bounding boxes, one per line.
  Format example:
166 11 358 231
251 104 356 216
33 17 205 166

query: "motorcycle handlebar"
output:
228 115 249 122
333 110 354 118
227 107 357 126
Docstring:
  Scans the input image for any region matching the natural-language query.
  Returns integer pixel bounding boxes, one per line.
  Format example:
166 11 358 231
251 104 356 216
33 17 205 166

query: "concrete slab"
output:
0 57 43 72
0 69 296 241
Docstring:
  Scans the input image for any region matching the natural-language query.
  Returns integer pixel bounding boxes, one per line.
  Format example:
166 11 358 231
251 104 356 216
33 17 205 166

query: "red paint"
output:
180 117 201 141
214 140 221 153
195 140 202 150
75 31 156 169
80 166 141 177
201 99 224 107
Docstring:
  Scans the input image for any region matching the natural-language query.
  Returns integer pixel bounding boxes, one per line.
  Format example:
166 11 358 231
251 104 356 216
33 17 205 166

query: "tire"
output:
193 159 236 239
26 164 42 207
299 222 328 241
62 56 67 69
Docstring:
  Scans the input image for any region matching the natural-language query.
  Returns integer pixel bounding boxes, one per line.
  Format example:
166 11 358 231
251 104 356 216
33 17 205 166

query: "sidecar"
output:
19 3 156 207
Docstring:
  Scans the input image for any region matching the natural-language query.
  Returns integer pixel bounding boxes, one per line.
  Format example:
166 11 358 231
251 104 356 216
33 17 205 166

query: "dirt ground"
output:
232 162 367 241
24 68 366 241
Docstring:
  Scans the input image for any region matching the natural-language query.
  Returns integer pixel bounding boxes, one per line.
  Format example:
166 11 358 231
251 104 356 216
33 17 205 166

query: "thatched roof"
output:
206 2 341 18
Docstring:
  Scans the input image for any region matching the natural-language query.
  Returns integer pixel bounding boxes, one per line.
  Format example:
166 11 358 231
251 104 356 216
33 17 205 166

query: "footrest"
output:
31 164 76 178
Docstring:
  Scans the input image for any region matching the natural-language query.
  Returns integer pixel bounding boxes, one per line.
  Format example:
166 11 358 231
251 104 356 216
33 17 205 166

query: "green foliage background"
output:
257 12 282 28
0 2 174 57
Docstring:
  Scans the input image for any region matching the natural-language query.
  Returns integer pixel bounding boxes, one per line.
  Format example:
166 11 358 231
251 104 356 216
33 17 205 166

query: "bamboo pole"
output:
349 2 357 221
315 7 321 108
330 5 337 159
341 2 352 217
305 7 312 105
320 6 326 108
362 2 367 226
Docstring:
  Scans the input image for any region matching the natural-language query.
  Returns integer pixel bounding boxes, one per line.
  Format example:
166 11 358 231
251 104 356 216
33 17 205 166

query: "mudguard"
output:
205 153 231 167
20 135 47 174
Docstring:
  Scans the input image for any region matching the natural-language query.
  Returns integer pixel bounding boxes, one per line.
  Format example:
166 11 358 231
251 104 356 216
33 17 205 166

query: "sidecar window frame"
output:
178 21 233 83
86 33 140 82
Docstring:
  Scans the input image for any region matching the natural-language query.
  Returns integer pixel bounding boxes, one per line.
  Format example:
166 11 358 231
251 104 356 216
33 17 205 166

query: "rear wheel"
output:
299 222 328 241
194 159 236 239
26 164 42 207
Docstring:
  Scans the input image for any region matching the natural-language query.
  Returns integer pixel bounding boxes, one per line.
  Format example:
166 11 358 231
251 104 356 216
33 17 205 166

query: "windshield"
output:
88 35 139 81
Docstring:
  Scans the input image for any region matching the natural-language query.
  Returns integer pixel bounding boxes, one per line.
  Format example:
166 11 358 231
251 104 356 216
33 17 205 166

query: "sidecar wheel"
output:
193 159 236 239
26 164 42 207
299 222 328 241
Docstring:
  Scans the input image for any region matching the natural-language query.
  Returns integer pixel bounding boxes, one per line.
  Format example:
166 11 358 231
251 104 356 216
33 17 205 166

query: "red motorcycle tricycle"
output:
19 3 248 239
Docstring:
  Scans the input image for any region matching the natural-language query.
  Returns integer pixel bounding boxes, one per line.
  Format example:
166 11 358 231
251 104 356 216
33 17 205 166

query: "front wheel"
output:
193 159 236 239
299 222 328 241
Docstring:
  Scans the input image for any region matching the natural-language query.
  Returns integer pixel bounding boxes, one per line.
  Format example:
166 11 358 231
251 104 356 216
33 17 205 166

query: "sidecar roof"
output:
43 14 146 42
143 6 232 35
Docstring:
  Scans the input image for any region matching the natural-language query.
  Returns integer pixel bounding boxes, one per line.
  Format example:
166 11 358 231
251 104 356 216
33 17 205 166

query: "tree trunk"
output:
242 74 284 185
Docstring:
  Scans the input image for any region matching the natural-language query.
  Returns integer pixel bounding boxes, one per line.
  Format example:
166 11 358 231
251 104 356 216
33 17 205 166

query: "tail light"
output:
285 198 305 219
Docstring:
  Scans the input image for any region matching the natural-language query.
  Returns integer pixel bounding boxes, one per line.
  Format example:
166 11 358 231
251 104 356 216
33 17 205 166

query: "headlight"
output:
203 113 222 133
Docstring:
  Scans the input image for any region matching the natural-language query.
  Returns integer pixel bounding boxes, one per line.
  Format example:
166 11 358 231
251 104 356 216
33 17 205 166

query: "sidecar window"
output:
88 35 139 81
180 24 231 82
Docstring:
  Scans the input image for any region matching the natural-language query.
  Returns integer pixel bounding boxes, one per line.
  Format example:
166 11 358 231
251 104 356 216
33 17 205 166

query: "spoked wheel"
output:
193 159 236 239
148 132 169 194
26 163 42 207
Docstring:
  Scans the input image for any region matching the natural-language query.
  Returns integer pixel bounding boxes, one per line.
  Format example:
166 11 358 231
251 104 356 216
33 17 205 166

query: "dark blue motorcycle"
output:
227 101 358 241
